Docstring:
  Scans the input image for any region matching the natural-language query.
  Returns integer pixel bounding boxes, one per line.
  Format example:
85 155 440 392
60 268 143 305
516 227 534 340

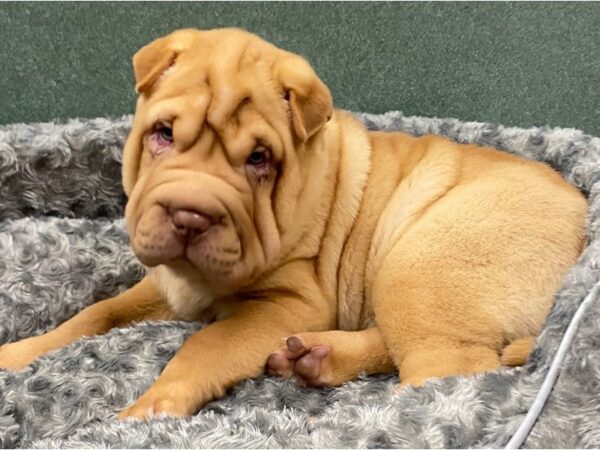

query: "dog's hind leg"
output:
265 327 395 387
0 276 172 370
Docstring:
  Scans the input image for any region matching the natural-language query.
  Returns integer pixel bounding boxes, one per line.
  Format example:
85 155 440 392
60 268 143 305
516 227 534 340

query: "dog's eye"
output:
156 124 173 144
245 146 273 180
247 150 266 165
246 146 271 166
149 123 174 156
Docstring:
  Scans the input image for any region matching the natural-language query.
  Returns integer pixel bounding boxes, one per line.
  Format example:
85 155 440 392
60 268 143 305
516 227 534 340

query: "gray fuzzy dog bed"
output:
1 112 599 448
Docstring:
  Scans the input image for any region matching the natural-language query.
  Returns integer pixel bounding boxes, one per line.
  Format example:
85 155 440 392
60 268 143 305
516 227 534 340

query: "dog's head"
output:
123 28 333 293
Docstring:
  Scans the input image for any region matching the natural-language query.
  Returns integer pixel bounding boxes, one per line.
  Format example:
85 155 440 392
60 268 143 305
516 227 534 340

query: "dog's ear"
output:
276 57 333 142
132 30 195 94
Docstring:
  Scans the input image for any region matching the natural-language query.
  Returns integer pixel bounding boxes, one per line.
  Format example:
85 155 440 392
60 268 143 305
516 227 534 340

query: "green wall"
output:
1 2 599 135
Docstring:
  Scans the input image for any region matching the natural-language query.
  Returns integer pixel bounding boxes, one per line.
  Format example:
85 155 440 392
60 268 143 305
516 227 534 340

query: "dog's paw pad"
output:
294 345 330 383
285 336 308 355
266 335 334 387
266 351 294 377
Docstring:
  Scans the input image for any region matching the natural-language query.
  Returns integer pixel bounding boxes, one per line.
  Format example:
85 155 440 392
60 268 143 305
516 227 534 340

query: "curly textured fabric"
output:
0 112 599 448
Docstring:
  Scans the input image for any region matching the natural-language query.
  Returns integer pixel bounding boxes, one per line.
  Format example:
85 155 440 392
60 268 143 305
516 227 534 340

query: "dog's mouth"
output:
131 202 245 284
125 164 279 290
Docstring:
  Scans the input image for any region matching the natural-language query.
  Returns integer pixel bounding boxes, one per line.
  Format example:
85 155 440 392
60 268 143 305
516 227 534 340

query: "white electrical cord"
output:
504 279 600 449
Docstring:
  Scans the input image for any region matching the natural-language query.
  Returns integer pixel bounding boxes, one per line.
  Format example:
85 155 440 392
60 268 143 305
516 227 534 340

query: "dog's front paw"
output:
117 382 197 420
0 339 40 371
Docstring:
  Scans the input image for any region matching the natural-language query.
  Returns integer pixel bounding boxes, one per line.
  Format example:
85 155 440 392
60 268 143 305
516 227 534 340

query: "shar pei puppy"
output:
0 28 587 419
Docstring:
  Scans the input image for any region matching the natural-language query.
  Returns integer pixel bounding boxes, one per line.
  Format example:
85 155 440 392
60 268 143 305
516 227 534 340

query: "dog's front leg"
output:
118 293 331 419
0 276 172 370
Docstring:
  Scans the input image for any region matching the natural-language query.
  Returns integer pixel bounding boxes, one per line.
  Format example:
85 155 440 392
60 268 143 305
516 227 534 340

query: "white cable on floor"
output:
504 279 600 449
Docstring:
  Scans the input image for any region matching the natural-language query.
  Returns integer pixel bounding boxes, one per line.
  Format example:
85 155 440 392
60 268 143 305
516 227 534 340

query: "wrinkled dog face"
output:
122 28 332 293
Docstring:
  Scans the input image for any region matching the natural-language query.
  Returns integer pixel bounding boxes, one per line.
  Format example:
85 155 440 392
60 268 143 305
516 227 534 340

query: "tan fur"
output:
0 28 588 419
500 336 536 367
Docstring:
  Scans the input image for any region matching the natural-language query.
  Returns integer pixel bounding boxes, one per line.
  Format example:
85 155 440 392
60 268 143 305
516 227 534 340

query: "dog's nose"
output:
169 208 212 239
